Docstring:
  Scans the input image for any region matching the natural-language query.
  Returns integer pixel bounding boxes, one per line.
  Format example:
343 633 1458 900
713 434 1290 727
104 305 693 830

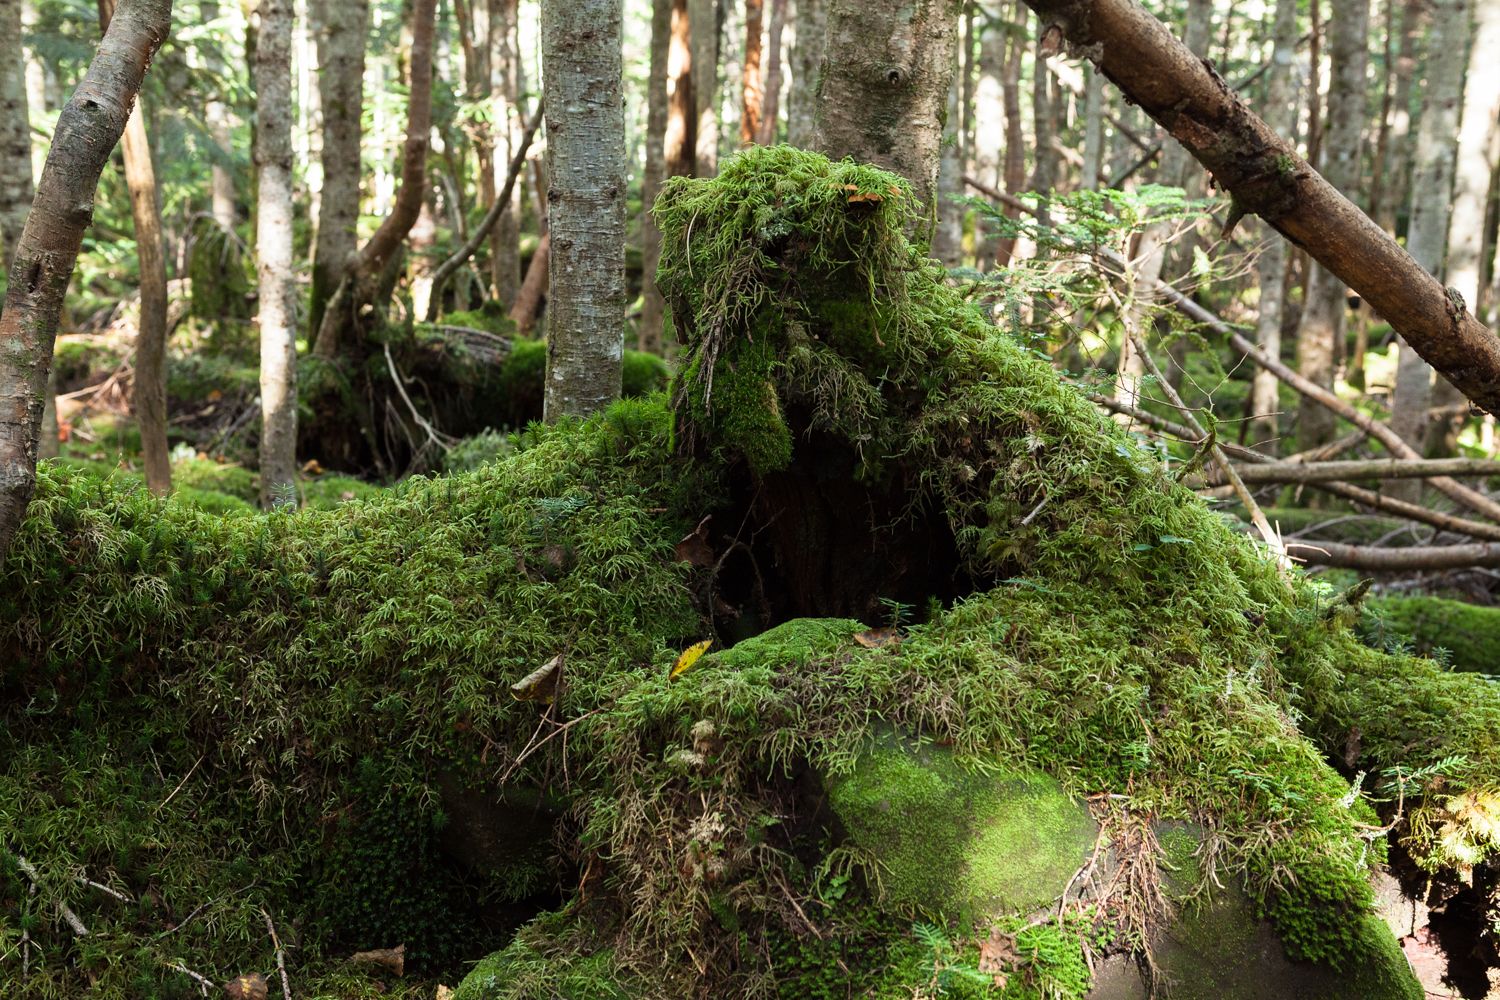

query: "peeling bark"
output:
1018 0 1500 417
813 0 961 212
541 0 626 419
0 0 171 564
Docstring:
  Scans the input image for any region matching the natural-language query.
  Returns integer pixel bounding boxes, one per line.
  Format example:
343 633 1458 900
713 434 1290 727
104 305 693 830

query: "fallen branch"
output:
1220 457 1500 485
155 753 205 813
1307 480 1500 543
383 342 459 455
262 908 292 1000
423 102 545 323
1284 538 1500 570
154 881 257 940
167 961 217 997
17 858 89 937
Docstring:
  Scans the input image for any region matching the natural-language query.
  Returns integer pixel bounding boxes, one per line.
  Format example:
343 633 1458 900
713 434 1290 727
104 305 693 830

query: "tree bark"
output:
741 0 763 145
201 0 237 230
0 0 171 564
785 0 823 148
690 0 720 175
0 0 33 272
1250 0 1299 456
409 198 438 320
641 0 673 354
1028 29 1057 212
510 231 548 335
98 0 170 496
756 0 786 144
540 0 626 420
997 3 1026 265
1376 0 1424 238
1080 63 1104 190
490 0 523 307
1284 538 1500 571
1223 457 1500 484
1016 0 1500 418
667 0 696 174
255 0 297 508
1293 0 1368 453
932 73 965 265
312 0 436 357
1387 0 1467 487
813 0 961 214
308 0 368 338
1447 0 1500 318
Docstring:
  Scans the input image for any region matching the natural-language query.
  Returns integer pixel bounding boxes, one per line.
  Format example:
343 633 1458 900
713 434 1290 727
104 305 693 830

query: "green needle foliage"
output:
3 148 1497 999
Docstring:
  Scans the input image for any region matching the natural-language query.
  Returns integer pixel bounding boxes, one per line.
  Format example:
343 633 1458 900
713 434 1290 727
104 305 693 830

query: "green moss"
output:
444 301 520 338
827 731 1096 922
452 918 626 1000
302 474 388 509
1366 595 1500 672
172 457 257 501
706 616 864 669
174 486 255 516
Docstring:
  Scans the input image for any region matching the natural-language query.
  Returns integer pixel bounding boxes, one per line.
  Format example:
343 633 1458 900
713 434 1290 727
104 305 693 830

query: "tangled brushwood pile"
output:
3 147 1500 999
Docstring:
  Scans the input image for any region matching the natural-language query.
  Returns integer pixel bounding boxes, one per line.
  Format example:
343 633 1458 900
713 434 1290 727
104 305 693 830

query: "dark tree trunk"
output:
308 0 367 339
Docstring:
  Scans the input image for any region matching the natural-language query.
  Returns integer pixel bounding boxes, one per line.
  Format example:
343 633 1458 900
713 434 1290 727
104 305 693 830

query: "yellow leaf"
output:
670 639 713 681
511 655 563 703
854 626 900 649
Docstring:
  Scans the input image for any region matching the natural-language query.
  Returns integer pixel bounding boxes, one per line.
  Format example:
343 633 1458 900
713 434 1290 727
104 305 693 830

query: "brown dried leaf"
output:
353 943 406 977
978 927 1019 979
674 516 714 567
224 973 268 1000
853 626 900 649
436 987 454 1000
511 655 562 703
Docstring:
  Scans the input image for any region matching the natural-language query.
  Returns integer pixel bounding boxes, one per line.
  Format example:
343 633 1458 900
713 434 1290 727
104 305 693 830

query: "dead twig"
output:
262 908 292 999
154 881 257 940
155 754 206 813
16 858 88 937
167 961 217 997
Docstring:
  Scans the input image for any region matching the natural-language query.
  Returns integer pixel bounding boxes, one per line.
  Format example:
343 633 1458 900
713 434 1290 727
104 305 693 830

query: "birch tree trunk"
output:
0 0 33 272
0 0 171 564
99 0 170 495
1388 0 1467 479
256 0 297 508
1294 0 1368 453
541 0 626 419
785 0 823 148
741 0 763 145
1251 0 1299 455
690 0 720 175
640 0 672 354
308 0 367 337
813 0 961 213
667 0 695 175
932 73 965 265
490 0 523 307
756 0 785 144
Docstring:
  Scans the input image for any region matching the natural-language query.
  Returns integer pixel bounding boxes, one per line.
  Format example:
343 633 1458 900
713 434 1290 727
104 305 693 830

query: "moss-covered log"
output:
4 148 1498 998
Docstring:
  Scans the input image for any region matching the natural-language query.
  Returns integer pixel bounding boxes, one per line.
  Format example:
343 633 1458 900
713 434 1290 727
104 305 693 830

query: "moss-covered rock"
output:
1366 595 1500 672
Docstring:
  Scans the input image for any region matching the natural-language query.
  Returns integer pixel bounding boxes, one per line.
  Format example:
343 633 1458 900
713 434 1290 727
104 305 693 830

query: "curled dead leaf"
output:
978 926 1019 981
436 987 454 1000
224 972 268 1000
353 943 406 977
854 626 900 649
511 655 562 703
674 515 714 567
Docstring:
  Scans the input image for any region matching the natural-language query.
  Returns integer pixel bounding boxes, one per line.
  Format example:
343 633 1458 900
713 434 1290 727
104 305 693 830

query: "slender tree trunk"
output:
255 0 297 507
0 0 34 272
970 6 1004 268
490 0 522 307
996 3 1025 265
38 367 57 460
1306 0 1322 169
1028 31 1057 213
785 0 823 148
1389 0 1467 477
932 73 965 265
1294 0 1369 453
541 0 626 419
1080 64 1104 190
201 0 236 230
1349 0 1399 390
312 0 436 357
690 0 720 175
667 0 696 174
1377 0 1424 236
510 231 547 335
308 0 367 337
813 0 961 213
741 0 763 145
960 1 974 177
99 0 170 495
409 198 438 319
756 0 786 144
1251 0 1299 456
0 0 171 564
641 0 672 354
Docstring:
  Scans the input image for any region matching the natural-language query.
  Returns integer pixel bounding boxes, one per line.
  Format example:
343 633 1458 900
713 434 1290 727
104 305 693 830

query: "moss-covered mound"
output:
4 147 1499 999
1367 595 1500 673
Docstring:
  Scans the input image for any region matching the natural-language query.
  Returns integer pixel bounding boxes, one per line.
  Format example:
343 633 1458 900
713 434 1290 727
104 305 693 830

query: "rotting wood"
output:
1017 0 1500 417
